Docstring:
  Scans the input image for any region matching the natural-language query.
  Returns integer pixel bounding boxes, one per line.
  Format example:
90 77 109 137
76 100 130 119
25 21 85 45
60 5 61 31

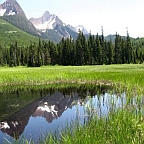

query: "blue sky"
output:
0 0 144 38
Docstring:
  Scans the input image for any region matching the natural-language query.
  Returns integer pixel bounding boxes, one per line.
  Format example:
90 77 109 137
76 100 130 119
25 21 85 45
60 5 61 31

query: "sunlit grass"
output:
0 64 144 91
50 109 144 144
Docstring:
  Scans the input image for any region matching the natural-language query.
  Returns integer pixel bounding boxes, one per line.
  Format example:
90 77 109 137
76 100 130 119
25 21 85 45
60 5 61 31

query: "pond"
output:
0 86 143 143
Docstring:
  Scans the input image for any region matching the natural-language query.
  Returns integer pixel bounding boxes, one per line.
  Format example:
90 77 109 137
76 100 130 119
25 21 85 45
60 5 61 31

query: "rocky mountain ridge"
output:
29 11 63 30
0 0 89 42
0 0 26 17
29 11 89 35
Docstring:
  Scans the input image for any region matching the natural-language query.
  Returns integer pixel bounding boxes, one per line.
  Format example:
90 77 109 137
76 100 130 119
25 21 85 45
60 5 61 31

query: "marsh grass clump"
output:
38 88 144 144
40 109 144 144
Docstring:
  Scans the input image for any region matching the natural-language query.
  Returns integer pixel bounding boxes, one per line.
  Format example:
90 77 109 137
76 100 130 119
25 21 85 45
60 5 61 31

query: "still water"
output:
0 87 142 143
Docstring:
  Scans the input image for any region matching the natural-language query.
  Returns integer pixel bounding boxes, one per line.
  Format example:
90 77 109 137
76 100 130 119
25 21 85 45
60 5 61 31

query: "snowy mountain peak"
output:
0 0 88 41
29 11 63 30
67 24 89 35
29 10 89 35
0 0 26 17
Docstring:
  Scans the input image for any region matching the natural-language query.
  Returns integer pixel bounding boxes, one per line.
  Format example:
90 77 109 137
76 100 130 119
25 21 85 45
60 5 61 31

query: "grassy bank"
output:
0 64 144 92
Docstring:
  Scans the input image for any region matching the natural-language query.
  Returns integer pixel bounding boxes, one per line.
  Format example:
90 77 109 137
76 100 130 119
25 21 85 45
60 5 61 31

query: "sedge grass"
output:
0 64 144 92
21 108 144 144
56 109 144 144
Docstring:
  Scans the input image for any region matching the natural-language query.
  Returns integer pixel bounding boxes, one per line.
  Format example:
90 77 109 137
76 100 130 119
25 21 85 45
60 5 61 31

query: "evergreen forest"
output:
0 30 144 67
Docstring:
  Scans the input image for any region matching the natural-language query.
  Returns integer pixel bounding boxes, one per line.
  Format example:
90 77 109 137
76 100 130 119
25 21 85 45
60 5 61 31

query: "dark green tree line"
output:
0 30 144 67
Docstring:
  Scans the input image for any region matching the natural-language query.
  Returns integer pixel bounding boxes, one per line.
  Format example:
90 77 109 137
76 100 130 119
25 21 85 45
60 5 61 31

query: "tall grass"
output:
24 104 144 144
39 89 144 144
56 109 144 144
0 64 144 92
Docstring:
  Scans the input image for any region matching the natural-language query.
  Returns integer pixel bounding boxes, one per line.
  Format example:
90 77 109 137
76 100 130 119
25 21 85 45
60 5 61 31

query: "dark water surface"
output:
0 87 142 143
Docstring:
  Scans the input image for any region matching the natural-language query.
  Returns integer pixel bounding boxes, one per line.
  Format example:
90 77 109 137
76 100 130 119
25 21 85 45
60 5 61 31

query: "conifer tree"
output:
96 33 103 64
43 41 51 65
114 33 122 64
88 33 93 64
76 31 84 65
28 43 37 67
57 38 64 65
100 26 106 64
126 29 132 63
92 35 97 64
106 40 113 64
121 39 126 64
49 41 58 65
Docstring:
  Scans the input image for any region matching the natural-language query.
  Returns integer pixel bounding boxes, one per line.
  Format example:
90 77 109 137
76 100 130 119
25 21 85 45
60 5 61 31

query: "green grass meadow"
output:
0 64 143 92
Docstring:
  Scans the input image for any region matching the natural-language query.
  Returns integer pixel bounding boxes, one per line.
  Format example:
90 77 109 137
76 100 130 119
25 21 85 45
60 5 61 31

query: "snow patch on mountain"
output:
67 24 89 34
35 17 56 30
8 10 15 16
48 18 56 29
0 0 26 18
75 25 89 34
29 11 61 30
0 8 6 16
34 17 56 30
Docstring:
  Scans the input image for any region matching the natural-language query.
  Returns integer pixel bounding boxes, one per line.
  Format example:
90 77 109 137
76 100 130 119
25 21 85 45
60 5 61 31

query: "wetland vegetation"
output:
0 64 143 91
0 64 144 143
